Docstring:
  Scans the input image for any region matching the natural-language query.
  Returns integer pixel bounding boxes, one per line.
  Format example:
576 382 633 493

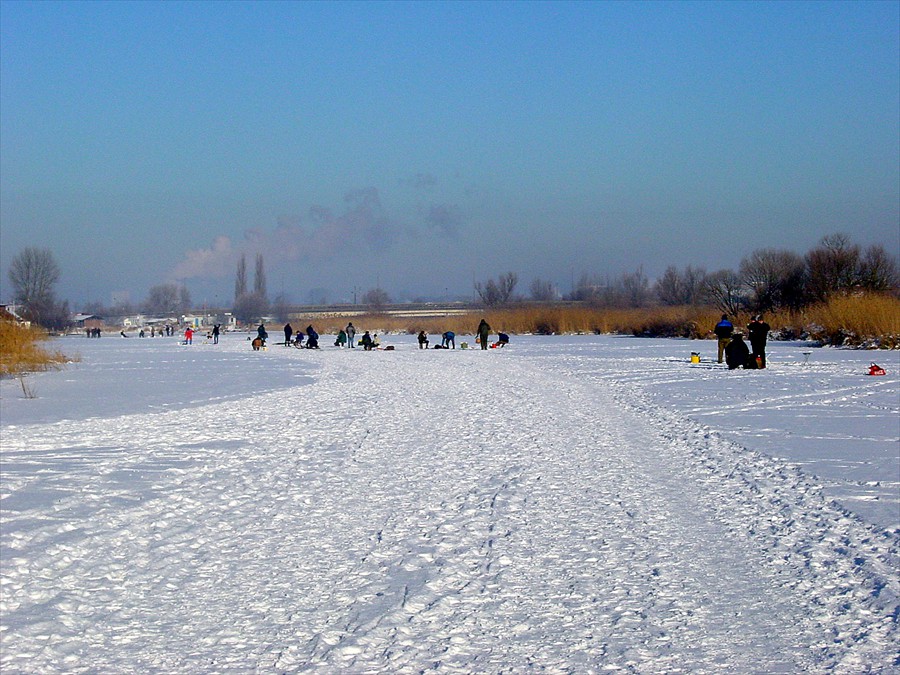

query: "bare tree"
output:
253 253 267 299
234 254 247 301
704 269 746 316
361 287 391 311
655 266 686 306
144 283 190 315
620 267 651 308
858 244 899 293
805 233 861 302
8 247 61 321
475 272 518 306
529 278 556 302
739 248 806 312
233 292 269 324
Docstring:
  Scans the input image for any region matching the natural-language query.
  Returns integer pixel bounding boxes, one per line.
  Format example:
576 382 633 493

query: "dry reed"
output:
297 294 899 348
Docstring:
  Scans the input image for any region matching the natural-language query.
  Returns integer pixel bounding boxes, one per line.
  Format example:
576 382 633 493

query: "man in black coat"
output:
747 315 770 368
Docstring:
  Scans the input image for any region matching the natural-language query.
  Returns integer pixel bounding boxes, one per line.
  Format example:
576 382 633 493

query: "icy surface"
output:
1 333 898 672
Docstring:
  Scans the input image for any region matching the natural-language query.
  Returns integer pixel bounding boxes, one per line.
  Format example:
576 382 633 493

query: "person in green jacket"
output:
477 318 491 350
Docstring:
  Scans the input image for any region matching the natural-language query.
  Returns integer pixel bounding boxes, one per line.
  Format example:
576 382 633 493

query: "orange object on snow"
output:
868 363 886 376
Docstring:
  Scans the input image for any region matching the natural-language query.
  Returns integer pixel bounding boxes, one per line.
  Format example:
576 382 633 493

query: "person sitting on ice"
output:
417 330 429 349
497 332 509 347
257 323 268 347
360 330 374 351
305 325 319 349
724 333 751 370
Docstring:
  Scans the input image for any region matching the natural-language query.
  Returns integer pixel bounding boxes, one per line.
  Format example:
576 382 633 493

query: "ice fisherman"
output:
724 333 751 370
747 315 770 369
346 322 357 348
361 330 374 351
441 331 455 349
257 323 268 347
283 323 293 346
335 329 347 347
477 318 491 350
714 315 734 364
305 325 320 349
497 332 510 347
417 330 429 349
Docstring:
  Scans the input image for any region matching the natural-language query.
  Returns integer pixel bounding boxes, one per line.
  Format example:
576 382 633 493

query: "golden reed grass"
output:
302 294 899 348
0 319 74 378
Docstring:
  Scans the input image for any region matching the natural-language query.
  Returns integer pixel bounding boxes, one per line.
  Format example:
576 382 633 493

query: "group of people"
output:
257 319 508 352
714 314 771 370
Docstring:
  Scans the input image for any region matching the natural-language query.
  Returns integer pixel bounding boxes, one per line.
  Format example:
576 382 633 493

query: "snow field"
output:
1 335 898 672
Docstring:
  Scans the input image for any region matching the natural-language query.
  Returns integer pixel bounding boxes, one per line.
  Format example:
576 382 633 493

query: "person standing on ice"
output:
714 314 734 363
184 327 194 345
212 323 220 344
477 318 491 350
283 323 293 347
441 331 455 348
747 315 770 369
346 322 356 348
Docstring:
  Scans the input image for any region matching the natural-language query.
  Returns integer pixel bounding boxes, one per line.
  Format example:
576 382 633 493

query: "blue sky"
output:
1 0 898 306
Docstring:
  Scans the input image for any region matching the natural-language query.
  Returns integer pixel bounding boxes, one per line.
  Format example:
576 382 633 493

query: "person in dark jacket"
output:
714 315 734 363
360 330 374 351
724 333 751 370
257 323 268 347
477 319 491 350
305 325 319 349
497 332 509 347
417 330 429 349
747 315 770 368
283 323 293 346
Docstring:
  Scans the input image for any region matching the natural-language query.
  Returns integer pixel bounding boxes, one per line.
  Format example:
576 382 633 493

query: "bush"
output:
0 320 75 396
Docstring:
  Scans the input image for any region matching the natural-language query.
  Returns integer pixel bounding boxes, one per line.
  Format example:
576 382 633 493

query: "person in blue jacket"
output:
441 331 455 349
714 315 734 364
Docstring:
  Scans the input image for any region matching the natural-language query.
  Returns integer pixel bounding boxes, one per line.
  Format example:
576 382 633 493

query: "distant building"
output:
72 314 104 331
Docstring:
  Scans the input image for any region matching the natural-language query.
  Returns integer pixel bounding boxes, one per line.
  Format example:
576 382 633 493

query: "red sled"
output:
868 363 886 376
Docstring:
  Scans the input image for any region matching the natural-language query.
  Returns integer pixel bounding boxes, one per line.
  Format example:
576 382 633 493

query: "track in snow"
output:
2 344 898 672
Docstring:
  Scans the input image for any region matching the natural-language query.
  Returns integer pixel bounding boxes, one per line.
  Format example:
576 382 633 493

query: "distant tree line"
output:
476 233 898 315
6 233 898 330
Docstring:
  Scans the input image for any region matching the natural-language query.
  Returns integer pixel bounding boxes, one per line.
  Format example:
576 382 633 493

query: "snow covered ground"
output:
1 333 898 673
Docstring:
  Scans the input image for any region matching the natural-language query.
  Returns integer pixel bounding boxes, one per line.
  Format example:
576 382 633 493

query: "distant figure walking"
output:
346 322 357 348
747 315 770 369
714 315 734 364
477 318 491 350
283 323 293 347
418 331 429 349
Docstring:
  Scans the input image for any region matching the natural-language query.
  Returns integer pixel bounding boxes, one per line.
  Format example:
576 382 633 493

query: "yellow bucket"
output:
690 352 700 364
